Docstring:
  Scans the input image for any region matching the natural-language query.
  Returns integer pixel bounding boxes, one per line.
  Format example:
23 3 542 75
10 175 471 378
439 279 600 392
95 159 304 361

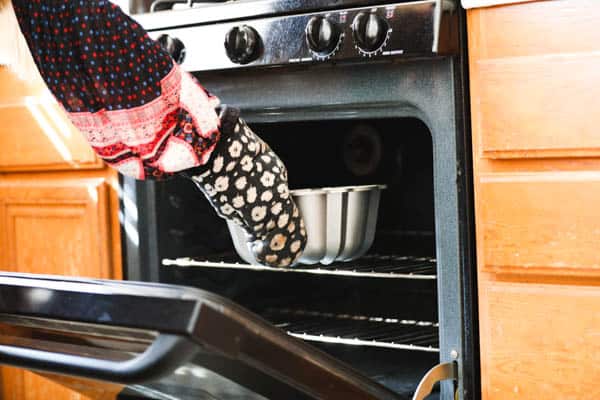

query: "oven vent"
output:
265 308 439 353
163 254 437 280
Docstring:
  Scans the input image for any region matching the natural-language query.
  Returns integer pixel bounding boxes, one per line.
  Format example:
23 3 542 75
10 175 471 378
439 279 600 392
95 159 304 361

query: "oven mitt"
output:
185 107 307 268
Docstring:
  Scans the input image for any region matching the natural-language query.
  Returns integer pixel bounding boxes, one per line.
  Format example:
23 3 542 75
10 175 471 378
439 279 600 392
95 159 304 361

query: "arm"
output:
11 0 220 180
8 0 307 267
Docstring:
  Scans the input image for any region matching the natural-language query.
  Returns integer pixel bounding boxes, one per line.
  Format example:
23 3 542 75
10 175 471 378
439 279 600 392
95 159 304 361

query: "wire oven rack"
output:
163 254 437 280
264 309 439 353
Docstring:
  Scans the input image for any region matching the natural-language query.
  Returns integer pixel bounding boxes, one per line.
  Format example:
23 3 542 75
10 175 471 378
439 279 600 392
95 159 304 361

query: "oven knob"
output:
352 11 390 56
157 34 187 64
305 15 342 58
224 25 262 65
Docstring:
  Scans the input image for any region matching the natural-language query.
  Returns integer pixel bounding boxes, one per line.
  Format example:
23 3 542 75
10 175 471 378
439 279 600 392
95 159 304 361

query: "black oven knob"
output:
156 34 187 64
225 25 262 65
305 15 342 58
352 11 390 56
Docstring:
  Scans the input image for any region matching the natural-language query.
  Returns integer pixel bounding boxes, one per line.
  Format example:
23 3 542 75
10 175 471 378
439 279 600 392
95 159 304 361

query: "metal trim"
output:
162 255 437 280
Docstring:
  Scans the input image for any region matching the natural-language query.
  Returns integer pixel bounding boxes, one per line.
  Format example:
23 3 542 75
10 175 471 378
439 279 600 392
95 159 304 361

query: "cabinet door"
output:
479 280 600 399
0 176 121 400
468 1 600 399
0 177 118 278
0 370 120 400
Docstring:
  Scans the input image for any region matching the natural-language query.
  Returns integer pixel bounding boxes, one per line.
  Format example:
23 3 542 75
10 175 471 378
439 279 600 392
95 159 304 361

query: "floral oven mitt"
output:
186 107 307 268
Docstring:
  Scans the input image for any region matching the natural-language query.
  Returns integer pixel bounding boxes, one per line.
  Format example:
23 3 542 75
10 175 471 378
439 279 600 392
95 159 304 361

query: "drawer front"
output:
469 0 600 160
469 0 600 59
477 171 600 277
0 177 115 279
476 54 600 159
479 279 600 400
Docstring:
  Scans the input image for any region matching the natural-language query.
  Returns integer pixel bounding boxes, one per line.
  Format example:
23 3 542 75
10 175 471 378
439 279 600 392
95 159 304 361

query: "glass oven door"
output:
0 273 456 400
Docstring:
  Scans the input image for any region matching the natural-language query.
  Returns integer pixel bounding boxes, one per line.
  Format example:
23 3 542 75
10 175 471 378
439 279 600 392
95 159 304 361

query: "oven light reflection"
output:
123 193 139 221
174 365 208 379
27 288 53 306
288 332 439 352
120 185 140 248
87 187 98 204
121 212 140 249
39 92 72 139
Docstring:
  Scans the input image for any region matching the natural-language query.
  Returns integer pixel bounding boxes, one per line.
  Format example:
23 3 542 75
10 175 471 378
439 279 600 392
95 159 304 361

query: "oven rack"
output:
265 309 439 353
162 254 437 280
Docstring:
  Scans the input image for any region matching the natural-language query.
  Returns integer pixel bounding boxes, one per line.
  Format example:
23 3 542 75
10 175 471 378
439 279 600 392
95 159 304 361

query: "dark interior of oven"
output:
149 117 440 399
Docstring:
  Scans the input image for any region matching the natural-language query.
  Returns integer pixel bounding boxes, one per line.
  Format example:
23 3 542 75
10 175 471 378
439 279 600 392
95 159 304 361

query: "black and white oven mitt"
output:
183 107 307 268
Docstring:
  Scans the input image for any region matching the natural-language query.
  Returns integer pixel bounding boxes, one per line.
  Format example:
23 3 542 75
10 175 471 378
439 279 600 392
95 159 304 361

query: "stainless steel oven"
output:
0 1 477 399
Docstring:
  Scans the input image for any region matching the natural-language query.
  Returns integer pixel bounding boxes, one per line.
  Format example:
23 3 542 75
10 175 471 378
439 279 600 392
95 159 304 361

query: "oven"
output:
0 1 478 399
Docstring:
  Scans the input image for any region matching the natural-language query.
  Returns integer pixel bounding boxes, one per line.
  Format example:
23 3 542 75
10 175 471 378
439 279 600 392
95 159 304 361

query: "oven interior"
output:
147 116 440 398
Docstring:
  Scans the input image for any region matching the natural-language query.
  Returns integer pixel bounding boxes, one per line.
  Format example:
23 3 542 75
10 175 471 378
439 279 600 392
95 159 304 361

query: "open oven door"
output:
0 273 457 400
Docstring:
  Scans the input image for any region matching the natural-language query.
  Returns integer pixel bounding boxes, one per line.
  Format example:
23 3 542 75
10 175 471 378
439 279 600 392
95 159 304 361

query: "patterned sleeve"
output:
12 0 221 180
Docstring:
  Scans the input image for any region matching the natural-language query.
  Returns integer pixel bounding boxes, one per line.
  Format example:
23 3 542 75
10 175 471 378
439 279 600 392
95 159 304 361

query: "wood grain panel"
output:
475 54 600 159
479 279 600 400
0 177 115 278
468 0 600 160
22 373 122 400
469 2 600 400
468 0 600 59
0 68 102 172
0 367 24 400
478 171 600 277
0 370 120 400
462 1 537 10
0 103 101 172
22 373 94 400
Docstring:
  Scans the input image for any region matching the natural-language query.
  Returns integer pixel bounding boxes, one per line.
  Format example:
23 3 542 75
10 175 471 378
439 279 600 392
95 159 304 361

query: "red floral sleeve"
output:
12 0 221 180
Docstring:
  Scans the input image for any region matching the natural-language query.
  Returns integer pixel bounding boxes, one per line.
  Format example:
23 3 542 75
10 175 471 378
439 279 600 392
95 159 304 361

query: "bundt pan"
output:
227 184 386 266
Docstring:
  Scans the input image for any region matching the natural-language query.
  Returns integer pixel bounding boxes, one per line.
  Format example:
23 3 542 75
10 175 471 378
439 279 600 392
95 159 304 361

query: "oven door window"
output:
0 273 455 400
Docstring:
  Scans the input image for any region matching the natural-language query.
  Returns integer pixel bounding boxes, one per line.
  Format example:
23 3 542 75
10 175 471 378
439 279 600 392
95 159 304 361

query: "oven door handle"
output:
412 361 458 400
0 333 197 384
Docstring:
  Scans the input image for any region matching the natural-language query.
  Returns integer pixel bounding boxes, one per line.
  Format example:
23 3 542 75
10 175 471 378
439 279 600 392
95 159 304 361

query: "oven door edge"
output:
0 272 459 400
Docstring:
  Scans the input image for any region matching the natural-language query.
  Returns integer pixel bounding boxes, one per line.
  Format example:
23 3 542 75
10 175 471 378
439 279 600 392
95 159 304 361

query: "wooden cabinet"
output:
479 280 600 399
478 173 600 277
468 1 600 399
0 69 102 171
0 68 121 399
0 176 119 278
0 370 121 400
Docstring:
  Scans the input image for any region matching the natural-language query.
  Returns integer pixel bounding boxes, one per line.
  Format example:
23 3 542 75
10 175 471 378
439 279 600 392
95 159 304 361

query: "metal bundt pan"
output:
227 184 386 266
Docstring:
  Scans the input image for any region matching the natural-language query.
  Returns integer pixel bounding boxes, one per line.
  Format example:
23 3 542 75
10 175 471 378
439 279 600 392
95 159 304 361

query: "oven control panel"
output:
146 0 457 71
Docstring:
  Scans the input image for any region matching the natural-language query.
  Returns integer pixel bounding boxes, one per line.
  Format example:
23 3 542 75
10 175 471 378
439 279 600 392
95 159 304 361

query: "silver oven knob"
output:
224 25 262 65
352 11 390 56
305 15 342 58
